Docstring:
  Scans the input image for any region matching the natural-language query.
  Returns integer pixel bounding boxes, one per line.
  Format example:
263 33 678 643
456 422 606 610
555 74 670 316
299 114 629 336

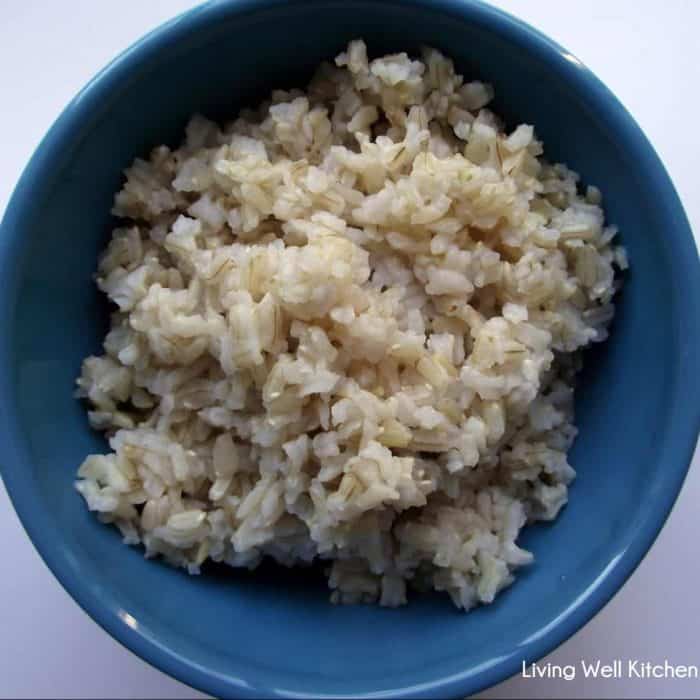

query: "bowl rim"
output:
1 0 699 698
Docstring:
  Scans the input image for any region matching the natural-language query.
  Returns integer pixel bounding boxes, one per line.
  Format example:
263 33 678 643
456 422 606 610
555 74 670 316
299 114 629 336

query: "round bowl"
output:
1 1 699 697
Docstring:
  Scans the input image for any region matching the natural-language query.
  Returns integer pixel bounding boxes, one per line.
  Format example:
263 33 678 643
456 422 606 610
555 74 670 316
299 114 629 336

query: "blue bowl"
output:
1 1 699 697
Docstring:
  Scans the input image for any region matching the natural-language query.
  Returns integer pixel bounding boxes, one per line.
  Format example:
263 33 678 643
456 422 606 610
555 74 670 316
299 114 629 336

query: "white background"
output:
1 1 698 698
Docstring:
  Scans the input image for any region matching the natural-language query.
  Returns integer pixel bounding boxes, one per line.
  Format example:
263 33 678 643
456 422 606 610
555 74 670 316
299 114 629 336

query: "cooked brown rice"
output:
75 40 626 609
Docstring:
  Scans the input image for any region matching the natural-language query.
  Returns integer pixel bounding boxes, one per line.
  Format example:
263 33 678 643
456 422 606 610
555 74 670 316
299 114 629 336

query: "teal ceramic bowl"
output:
1 1 699 697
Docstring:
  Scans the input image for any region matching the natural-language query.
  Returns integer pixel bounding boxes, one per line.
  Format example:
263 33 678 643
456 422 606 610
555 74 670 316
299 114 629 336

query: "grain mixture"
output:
75 41 626 609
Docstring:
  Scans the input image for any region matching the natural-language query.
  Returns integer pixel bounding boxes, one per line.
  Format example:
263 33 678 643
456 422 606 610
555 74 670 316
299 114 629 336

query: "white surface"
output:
1 1 698 698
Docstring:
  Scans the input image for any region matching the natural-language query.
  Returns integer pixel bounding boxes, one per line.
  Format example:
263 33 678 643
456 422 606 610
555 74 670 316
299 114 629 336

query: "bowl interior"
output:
2 1 698 698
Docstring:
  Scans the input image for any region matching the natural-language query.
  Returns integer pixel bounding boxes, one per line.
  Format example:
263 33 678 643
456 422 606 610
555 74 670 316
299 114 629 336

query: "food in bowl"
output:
74 40 626 610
